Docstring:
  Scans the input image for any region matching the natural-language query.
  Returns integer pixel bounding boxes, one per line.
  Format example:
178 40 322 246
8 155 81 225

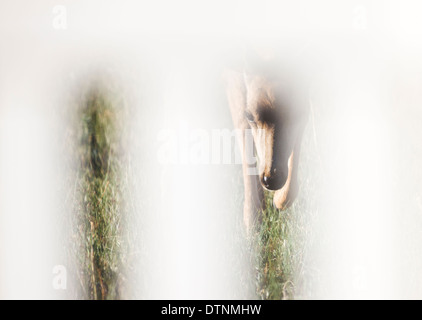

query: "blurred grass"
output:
251 121 320 300
71 86 128 300
61 76 317 300
253 195 297 299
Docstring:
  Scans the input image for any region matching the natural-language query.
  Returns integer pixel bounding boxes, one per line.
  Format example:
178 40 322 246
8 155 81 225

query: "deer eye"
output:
245 111 255 123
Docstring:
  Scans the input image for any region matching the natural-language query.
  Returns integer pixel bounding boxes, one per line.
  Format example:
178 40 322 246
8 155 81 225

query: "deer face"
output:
244 73 308 208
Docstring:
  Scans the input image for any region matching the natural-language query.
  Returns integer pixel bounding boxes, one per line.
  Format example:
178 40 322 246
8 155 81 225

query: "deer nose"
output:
262 174 278 190
262 175 270 188
262 169 288 191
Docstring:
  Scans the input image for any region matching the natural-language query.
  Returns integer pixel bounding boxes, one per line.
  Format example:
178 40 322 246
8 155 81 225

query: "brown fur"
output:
224 61 309 231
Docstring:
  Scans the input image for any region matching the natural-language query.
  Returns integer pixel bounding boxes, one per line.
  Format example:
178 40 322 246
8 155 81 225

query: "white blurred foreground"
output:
1 0 422 299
